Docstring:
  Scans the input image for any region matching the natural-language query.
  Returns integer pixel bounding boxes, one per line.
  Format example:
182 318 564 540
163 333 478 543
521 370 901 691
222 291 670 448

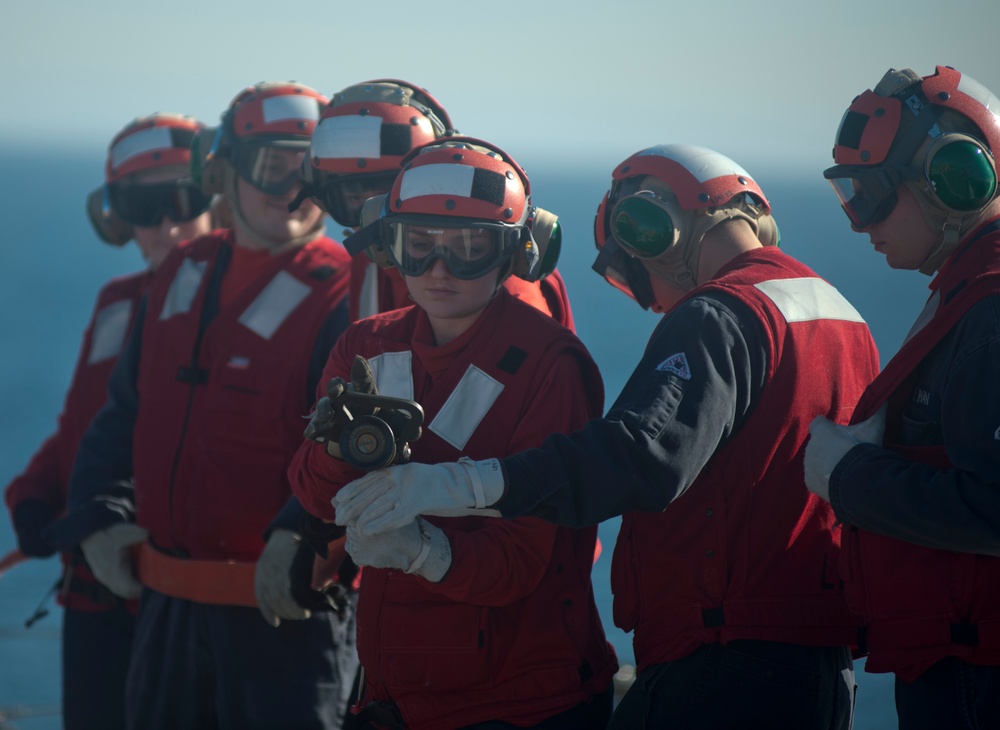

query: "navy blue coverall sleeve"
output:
47 297 148 550
498 293 768 528
830 295 1000 555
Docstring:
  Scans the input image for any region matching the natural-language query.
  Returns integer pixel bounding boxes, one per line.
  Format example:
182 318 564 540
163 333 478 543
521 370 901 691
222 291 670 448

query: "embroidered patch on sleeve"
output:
655 352 692 380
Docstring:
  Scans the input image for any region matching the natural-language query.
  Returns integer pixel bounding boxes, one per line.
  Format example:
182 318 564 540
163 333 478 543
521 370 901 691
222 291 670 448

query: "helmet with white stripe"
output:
344 136 543 282
303 79 454 228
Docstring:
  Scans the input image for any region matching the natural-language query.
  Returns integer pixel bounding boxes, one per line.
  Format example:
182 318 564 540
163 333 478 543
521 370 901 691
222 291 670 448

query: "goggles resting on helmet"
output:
107 180 213 227
384 215 521 280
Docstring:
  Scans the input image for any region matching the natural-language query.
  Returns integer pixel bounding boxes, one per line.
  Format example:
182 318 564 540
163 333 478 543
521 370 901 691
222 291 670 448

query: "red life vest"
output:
312 290 615 729
610 248 880 672
4 271 149 611
132 230 349 560
842 219 1000 681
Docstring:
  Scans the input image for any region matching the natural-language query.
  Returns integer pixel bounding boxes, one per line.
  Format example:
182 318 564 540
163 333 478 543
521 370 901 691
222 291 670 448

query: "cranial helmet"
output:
824 65 1000 274
191 81 328 196
593 144 778 309
298 79 455 228
342 136 547 283
190 81 328 248
87 112 211 246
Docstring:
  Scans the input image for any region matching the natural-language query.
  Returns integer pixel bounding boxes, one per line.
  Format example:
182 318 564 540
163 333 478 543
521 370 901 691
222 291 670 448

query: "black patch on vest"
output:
309 265 335 281
837 111 869 150
944 279 967 305
497 346 527 375
471 169 507 206
176 366 209 385
702 607 725 628
380 124 413 157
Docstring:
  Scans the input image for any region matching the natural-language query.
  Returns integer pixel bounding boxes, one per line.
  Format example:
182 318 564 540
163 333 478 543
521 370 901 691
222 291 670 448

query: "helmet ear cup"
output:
86 186 133 246
526 207 560 280
190 126 228 196
924 133 998 212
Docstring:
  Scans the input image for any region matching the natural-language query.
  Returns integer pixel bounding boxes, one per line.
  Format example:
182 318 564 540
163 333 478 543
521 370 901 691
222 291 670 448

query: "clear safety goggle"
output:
609 191 679 259
824 164 918 230
385 217 520 280
107 180 213 227
231 142 308 196
314 170 400 228
591 236 655 310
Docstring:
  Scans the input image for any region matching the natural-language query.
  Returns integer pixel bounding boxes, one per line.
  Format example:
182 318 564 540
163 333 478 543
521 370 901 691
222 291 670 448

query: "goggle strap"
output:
344 221 383 257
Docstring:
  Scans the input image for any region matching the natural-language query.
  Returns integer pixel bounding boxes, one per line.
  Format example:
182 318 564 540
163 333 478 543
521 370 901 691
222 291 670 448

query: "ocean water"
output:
0 148 927 728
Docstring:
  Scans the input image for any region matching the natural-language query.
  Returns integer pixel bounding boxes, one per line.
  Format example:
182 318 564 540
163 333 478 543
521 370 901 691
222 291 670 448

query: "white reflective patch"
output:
367 351 414 400
261 95 320 124
901 291 940 347
110 126 174 169
637 144 752 184
753 277 865 323
357 261 381 319
399 163 475 201
159 258 207 320
994 425 1000 441
312 116 382 159
430 365 504 450
238 271 311 340
87 299 133 364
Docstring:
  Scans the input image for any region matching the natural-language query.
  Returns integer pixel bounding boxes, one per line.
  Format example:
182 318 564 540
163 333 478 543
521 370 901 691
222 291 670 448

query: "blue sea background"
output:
0 146 930 728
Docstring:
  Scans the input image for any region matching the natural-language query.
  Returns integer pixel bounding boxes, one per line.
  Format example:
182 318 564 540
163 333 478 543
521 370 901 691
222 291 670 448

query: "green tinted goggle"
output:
610 193 677 259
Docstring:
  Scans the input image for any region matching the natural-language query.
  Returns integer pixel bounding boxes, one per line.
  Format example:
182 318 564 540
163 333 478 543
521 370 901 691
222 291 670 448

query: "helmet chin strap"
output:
223 166 325 254
906 180 989 275
643 207 766 291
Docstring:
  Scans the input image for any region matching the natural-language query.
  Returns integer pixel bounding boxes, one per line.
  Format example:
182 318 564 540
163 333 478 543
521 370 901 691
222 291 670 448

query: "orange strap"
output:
134 543 258 607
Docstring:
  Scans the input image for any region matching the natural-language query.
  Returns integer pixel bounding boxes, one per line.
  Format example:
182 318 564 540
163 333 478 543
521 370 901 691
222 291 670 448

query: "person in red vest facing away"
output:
805 65 1000 729
298 78 575 329
48 82 358 730
289 137 617 729
4 111 213 730
331 144 881 729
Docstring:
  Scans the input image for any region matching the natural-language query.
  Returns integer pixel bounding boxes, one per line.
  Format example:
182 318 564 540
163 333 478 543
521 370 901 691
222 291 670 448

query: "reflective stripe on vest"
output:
367 353 505 450
430 365 505 450
87 299 133 364
754 277 865 323
368 351 415 400
160 258 207 320
238 270 312 340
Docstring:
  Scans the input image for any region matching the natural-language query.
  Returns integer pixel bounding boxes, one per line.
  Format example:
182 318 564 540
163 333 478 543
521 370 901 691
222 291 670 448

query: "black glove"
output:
290 518 350 616
303 356 379 454
12 499 57 558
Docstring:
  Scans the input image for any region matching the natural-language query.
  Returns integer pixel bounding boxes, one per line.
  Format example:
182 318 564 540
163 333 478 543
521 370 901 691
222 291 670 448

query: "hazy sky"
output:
3 0 999 176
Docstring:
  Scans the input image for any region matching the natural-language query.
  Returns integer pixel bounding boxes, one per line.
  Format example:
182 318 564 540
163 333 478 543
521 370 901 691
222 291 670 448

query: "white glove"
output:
333 457 505 536
80 523 149 599
254 529 310 627
804 404 887 502
345 517 452 583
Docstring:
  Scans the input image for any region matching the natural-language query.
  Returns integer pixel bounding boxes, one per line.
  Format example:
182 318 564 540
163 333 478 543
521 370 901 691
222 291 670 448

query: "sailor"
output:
289 137 618 730
48 82 358 729
805 65 1000 729
4 112 213 730
300 78 576 328
331 144 881 729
